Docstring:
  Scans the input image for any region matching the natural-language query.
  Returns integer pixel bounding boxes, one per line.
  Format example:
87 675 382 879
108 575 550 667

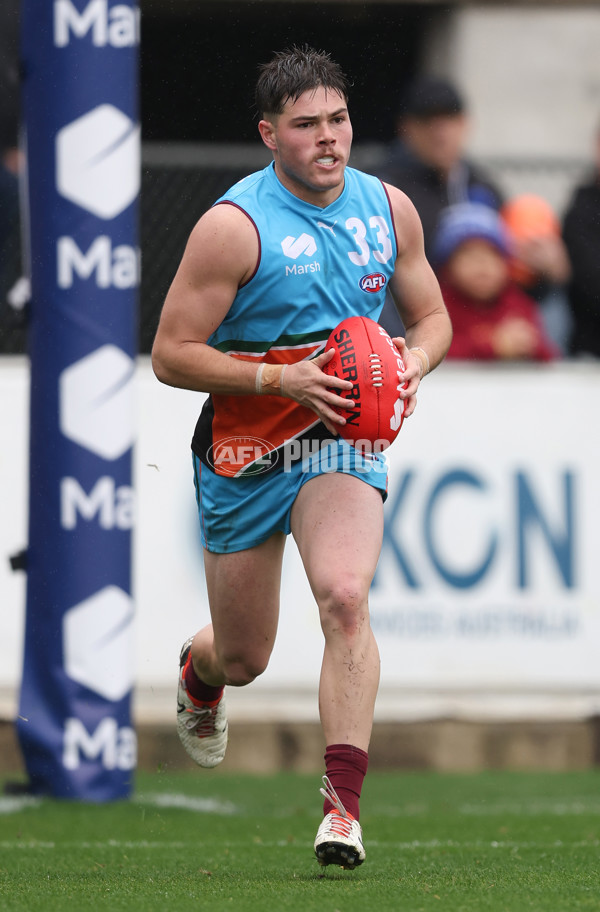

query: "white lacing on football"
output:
368 352 384 387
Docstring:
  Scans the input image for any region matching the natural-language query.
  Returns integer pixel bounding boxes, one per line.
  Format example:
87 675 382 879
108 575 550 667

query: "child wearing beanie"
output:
432 203 559 361
501 193 572 354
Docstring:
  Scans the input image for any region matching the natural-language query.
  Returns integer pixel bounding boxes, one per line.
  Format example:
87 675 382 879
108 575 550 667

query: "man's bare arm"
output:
151 203 261 394
385 183 453 414
151 203 353 432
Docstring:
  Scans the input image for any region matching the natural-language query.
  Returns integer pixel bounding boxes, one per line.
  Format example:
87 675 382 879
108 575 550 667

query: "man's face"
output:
259 86 353 208
401 113 468 175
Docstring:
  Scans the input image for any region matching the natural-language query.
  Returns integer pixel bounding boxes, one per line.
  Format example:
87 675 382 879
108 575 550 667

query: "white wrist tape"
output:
409 346 430 378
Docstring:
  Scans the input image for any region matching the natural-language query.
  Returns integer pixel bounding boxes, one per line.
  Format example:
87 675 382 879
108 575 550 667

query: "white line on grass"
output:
368 838 600 850
0 840 187 850
136 793 239 815
0 793 238 818
459 799 600 816
0 796 42 815
368 799 600 818
1 838 599 852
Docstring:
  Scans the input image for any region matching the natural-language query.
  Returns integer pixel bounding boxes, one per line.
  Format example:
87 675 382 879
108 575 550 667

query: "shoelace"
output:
319 775 355 837
323 811 354 838
184 704 217 736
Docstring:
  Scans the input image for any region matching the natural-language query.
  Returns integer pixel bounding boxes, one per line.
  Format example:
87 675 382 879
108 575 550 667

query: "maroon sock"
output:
183 653 224 705
323 743 369 821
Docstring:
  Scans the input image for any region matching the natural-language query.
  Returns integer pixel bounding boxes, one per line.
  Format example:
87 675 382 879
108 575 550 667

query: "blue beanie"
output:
432 203 511 266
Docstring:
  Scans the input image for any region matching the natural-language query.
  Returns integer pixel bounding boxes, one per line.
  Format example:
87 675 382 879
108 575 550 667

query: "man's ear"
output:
258 119 277 151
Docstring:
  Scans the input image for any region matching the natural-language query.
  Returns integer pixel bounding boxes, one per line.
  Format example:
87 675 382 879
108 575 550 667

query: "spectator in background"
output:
432 203 558 362
501 194 572 355
562 123 600 358
377 76 504 257
376 76 504 335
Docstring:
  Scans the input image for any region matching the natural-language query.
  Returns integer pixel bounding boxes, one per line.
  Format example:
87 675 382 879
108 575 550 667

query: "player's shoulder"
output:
344 165 389 194
201 164 274 237
381 180 425 232
217 167 268 204
189 199 256 247
380 179 417 211
182 196 259 285
346 168 416 215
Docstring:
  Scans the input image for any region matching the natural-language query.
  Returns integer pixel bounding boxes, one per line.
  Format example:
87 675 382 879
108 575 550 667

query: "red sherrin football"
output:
322 316 408 451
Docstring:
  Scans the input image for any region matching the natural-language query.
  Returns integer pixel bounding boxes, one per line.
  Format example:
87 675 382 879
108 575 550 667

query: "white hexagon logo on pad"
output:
59 345 135 460
63 586 135 702
56 104 140 219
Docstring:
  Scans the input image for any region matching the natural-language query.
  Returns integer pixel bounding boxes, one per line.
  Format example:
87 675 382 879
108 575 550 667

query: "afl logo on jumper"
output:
207 436 279 476
360 273 386 293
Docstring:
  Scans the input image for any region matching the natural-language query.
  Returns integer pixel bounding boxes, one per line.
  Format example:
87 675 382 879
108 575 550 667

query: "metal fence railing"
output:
0 144 590 356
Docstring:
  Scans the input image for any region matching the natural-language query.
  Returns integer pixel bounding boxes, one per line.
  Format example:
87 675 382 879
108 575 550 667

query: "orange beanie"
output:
501 194 560 286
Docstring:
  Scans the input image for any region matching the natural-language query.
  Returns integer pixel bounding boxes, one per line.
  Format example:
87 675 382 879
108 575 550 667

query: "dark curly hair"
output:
255 45 350 118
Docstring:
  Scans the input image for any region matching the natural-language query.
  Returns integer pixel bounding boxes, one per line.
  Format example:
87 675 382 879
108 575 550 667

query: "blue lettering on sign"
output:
424 469 497 589
375 468 576 591
516 470 575 589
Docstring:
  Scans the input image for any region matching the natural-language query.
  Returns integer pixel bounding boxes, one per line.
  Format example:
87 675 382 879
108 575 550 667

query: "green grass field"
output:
1 769 600 911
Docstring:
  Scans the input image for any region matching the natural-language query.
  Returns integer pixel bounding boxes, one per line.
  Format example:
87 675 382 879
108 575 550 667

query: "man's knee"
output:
220 653 269 687
317 576 370 638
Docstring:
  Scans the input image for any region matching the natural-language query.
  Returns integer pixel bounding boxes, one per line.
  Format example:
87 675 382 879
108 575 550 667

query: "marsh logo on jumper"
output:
63 586 135 700
59 345 135 460
281 234 317 259
56 104 140 219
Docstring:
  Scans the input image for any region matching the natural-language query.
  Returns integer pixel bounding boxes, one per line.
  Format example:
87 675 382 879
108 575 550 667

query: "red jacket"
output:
441 280 559 362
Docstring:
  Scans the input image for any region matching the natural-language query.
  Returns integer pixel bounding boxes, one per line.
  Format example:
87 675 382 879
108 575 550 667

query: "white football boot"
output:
176 638 228 768
314 775 366 869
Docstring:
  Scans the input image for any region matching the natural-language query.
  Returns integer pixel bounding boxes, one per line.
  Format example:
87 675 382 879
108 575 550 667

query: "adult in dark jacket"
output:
377 77 503 256
376 77 503 336
562 127 600 358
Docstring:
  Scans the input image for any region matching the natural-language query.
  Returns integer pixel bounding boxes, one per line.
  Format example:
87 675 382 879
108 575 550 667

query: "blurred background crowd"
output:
375 72 598 363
